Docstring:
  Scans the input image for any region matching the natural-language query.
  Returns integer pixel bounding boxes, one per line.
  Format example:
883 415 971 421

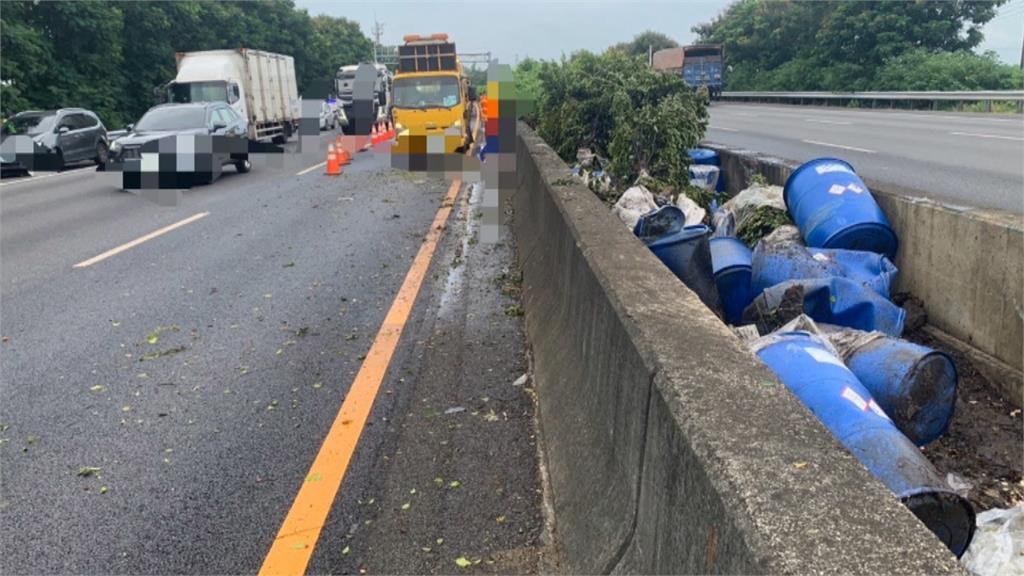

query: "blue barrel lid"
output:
783 157 856 206
688 148 717 162
709 237 752 275
646 224 710 249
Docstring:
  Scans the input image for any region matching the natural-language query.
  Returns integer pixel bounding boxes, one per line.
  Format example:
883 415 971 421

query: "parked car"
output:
1 108 109 175
108 102 250 188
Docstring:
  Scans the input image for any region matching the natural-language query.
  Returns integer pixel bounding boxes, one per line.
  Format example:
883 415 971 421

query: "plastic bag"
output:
961 505 1024 576
612 186 658 231
760 224 804 247
711 184 786 240
688 164 720 192
674 192 707 227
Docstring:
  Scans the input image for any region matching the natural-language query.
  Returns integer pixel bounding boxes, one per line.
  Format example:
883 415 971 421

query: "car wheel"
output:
95 142 109 166
235 157 251 173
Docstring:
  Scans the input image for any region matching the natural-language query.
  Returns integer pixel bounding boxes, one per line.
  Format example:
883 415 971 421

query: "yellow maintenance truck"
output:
391 34 475 154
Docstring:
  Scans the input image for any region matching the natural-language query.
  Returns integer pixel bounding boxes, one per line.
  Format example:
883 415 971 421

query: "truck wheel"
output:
235 157 251 173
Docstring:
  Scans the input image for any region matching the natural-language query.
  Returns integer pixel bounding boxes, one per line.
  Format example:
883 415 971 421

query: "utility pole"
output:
372 19 384 64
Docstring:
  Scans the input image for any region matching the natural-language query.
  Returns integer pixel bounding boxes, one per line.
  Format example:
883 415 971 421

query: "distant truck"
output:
652 44 725 99
167 49 300 143
335 63 392 133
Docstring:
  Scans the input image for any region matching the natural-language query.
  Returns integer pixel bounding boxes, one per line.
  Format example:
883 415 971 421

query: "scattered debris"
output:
612 185 658 231
961 505 1024 576
77 466 102 477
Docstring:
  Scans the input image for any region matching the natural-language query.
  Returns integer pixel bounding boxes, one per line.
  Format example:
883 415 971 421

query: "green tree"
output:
692 0 1008 91
533 49 707 195
0 0 373 126
876 49 1024 91
610 30 679 57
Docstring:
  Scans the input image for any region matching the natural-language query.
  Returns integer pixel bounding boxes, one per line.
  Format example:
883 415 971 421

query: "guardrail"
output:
720 90 1024 111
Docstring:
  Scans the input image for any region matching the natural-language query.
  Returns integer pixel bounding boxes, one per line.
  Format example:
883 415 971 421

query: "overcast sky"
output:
296 0 1024 66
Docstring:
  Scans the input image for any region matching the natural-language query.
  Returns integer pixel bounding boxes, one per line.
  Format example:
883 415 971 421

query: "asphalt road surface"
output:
0 130 548 573
707 103 1024 214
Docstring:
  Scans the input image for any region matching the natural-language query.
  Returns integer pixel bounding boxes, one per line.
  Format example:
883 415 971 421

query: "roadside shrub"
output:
531 49 708 194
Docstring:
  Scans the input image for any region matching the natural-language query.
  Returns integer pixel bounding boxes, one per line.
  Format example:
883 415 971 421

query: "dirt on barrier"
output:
910 329 1024 512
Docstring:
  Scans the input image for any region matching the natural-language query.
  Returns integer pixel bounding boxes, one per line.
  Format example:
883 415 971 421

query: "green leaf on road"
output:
99 486 108 494
77 466 102 477
401 502 411 510
342 546 351 556
146 333 159 345
448 480 461 488
455 557 472 568
89 385 107 393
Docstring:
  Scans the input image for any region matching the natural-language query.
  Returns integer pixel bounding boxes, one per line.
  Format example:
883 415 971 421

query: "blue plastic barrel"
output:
688 148 724 192
846 337 957 447
755 332 975 557
747 277 906 336
636 212 723 317
709 237 753 325
784 158 898 258
751 243 898 299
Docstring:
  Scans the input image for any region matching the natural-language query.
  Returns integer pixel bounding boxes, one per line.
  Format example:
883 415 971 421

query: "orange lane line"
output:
258 179 463 576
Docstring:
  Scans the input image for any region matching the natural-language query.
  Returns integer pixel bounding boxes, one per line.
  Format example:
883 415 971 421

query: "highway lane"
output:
0 131 545 573
706 103 1024 214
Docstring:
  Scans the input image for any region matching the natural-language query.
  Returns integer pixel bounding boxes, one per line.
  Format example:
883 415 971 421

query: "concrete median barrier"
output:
513 123 963 574
706 142 1023 407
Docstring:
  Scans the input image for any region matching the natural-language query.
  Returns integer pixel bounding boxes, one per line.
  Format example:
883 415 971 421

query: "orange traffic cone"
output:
325 144 341 175
338 145 351 165
371 122 381 145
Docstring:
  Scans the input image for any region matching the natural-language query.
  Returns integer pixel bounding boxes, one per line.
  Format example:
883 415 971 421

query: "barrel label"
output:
841 386 891 420
827 183 865 195
815 163 852 175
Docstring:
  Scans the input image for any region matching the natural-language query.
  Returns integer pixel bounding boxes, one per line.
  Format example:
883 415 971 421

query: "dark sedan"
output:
107 102 250 189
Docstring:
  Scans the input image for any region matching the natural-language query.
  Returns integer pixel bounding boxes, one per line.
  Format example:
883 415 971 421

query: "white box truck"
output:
168 49 299 143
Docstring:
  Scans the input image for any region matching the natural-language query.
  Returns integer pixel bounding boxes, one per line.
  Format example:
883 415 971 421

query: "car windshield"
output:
134 107 206 131
393 76 460 109
5 112 57 136
168 81 228 104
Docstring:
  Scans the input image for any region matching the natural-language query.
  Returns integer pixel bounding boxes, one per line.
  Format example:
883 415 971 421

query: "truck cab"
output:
391 34 472 154
167 49 299 143
168 53 248 125
336 63 392 131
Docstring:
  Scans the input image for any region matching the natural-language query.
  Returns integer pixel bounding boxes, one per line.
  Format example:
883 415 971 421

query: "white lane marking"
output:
0 166 95 189
296 161 327 176
710 126 740 132
73 212 210 269
949 131 1024 142
805 119 852 126
801 139 876 154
